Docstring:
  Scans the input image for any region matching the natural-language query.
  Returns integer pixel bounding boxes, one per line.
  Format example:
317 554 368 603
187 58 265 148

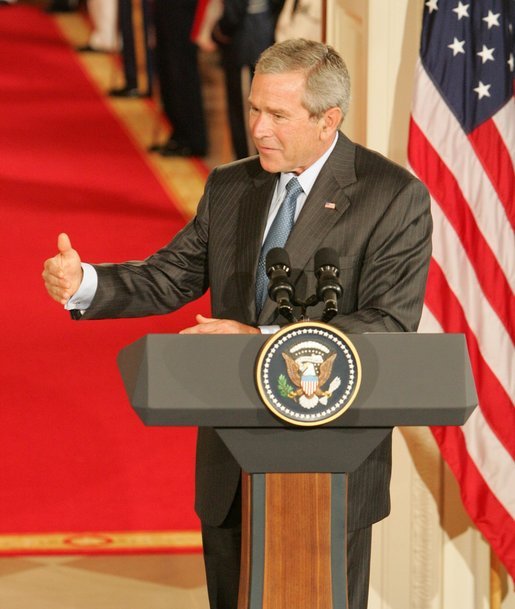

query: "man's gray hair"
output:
255 39 351 122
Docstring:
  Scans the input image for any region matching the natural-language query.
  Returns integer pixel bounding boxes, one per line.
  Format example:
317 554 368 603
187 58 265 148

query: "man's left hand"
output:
180 314 260 334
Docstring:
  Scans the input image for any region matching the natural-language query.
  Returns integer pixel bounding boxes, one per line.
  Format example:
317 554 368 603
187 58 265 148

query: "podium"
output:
118 332 477 609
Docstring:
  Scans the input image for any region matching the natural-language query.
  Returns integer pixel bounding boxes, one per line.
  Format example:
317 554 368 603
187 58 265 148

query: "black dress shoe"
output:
45 4 76 12
46 0 78 11
108 86 146 99
76 44 104 53
152 139 205 158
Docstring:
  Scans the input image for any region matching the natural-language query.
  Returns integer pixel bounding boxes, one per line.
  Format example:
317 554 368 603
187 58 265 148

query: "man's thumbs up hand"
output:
42 233 83 305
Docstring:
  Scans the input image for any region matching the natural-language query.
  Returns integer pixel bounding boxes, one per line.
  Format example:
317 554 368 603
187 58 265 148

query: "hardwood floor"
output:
0 554 209 608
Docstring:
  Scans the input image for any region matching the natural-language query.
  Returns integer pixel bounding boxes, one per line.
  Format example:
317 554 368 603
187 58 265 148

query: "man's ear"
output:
319 107 343 138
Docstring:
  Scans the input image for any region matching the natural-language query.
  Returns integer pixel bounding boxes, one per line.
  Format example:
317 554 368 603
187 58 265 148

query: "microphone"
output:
314 248 342 321
265 247 295 321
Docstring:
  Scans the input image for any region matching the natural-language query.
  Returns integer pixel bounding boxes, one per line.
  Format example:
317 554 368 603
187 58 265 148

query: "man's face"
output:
249 71 330 175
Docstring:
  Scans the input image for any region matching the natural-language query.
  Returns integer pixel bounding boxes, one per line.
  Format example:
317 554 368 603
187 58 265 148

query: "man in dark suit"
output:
43 39 432 609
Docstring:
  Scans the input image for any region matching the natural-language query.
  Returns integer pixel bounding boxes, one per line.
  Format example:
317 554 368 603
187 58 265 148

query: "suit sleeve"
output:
79 174 214 320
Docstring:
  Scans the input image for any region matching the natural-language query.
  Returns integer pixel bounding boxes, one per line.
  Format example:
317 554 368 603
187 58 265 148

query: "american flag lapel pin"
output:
324 201 336 210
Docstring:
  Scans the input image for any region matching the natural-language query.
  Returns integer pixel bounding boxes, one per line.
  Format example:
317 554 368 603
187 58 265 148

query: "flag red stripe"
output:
431 425 515 580
425 260 515 458
408 118 514 340
468 120 515 229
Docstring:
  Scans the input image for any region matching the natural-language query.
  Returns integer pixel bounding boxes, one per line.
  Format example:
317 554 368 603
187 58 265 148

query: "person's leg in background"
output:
84 0 119 52
152 0 207 157
109 0 153 98
220 50 252 159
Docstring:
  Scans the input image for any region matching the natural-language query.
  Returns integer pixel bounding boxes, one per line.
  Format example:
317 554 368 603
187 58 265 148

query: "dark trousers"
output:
220 50 252 160
219 9 276 159
118 0 153 95
347 526 373 609
153 0 207 154
200 487 373 609
201 482 242 609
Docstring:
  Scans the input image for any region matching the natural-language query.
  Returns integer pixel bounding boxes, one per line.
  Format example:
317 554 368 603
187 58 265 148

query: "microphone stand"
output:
265 248 342 323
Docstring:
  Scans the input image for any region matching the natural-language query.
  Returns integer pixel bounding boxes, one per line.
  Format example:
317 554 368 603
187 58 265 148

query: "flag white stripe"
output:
493 98 515 168
418 305 443 334
411 62 515 288
463 408 515 519
429 199 514 399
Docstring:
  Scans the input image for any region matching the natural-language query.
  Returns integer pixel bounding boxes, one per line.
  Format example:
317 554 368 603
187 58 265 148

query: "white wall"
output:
324 1 515 607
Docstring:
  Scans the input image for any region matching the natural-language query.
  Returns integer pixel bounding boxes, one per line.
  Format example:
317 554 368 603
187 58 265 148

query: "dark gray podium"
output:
118 333 477 609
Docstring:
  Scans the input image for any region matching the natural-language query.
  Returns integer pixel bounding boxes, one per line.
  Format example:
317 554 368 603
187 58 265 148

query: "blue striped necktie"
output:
255 176 304 313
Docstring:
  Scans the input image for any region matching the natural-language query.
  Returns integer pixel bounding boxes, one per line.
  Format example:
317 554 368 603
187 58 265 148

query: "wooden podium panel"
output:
239 473 348 609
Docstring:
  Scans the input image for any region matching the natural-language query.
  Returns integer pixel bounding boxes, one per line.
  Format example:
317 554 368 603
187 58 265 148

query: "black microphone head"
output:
266 247 291 275
314 247 339 271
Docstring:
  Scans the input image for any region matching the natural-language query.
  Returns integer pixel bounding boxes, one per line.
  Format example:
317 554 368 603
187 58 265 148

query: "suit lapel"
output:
258 133 358 323
236 168 277 323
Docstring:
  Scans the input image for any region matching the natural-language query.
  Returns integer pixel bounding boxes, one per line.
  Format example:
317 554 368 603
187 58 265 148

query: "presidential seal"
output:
255 322 361 426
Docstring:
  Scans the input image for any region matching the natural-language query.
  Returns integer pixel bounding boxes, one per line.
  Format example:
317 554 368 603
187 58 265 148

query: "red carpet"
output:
0 5 209 551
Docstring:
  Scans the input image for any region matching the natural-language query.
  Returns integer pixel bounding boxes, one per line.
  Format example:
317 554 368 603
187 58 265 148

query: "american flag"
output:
408 0 514 579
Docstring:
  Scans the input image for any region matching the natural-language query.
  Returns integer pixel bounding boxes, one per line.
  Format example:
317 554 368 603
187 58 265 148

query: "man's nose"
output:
251 113 271 138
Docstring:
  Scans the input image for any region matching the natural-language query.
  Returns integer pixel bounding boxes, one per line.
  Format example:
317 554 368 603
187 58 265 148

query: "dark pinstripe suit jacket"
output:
83 132 432 529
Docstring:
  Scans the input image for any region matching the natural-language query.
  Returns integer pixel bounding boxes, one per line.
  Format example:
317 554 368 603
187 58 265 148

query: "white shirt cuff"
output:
65 263 98 311
258 325 280 334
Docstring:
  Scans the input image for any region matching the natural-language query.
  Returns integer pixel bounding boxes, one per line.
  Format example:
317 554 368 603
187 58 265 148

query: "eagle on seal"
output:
281 351 337 400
